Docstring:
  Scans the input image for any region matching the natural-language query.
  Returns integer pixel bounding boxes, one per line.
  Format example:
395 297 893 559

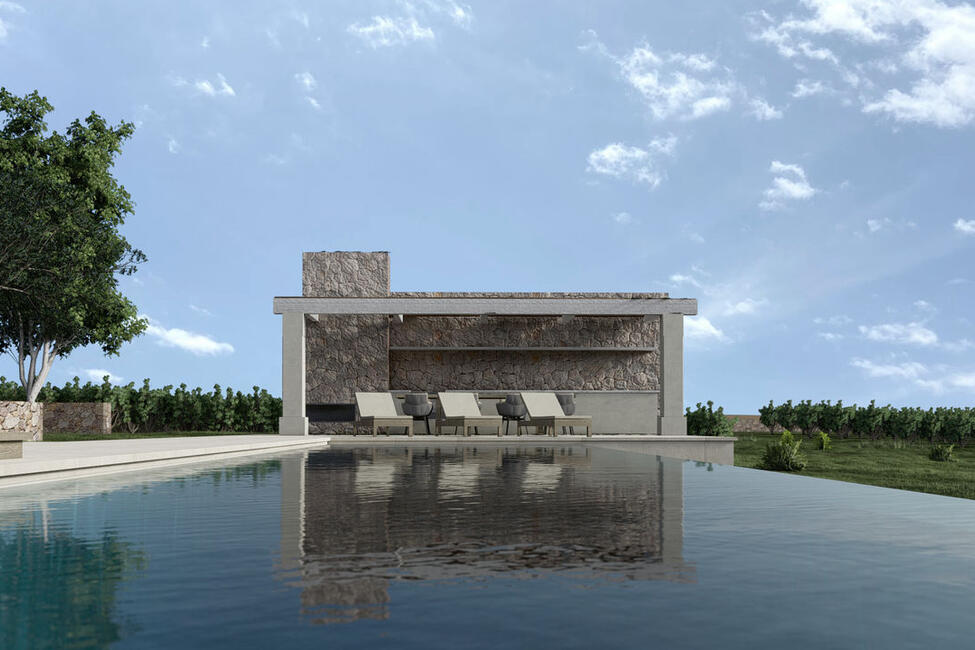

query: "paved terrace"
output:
0 435 329 489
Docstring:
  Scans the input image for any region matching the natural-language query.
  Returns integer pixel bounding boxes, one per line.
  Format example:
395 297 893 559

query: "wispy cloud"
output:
348 15 434 47
685 316 729 343
858 321 939 346
612 211 634 225
84 369 125 384
851 358 928 381
294 71 316 91
143 317 234 356
306 96 322 111
748 97 784 120
760 160 818 210
581 31 737 121
191 73 235 97
0 1 23 41
167 137 180 154
756 1 975 127
954 218 975 235
586 136 676 188
723 298 768 316
189 304 213 316
791 79 827 98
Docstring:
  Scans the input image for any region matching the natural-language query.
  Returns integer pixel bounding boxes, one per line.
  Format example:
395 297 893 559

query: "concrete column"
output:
658 313 687 435
279 311 309 435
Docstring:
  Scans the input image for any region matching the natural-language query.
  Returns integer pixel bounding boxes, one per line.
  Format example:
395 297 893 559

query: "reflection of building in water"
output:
278 446 691 625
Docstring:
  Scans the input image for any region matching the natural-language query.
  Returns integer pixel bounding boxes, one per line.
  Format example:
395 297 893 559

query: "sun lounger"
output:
520 392 592 437
354 392 414 436
436 392 504 436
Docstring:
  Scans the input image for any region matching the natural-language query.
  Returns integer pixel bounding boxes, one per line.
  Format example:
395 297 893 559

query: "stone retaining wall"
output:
0 401 43 441
726 414 782 434
43 402 112 435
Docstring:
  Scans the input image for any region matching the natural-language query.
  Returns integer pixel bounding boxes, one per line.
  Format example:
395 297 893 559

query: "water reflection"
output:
278 446 691 625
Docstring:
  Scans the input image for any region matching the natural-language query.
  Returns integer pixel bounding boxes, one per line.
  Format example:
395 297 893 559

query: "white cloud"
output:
760 160 818 210
914 299 936 313
0 0 23 40
723 298 768 316
348 15 434 47
817 332 844 341
292 10 310 29
84 369 124 384
582 31 737 121
851 358 928 380
306 96 322 111
687 231 705 244
612 211 634 225
263 153 287 166
167 137 180 154
867 218 885 232
586 136 676 188
943 338 975 352
759 1 975 127
948 277 971 285
294 71 317 91
143 317 234 356
792 79 827 98
685 316 728 342
669 273 703 289
814 315 853 327
748 97 784 120
954 218 975 234
415 0 474 29
189 304 213 316
193 73 235 97
858 321 939 346
201 36 210 48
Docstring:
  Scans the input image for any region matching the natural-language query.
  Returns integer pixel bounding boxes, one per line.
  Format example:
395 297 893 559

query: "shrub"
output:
758 430 807 472
0 375 282 433
686 401 736 436
929 443 955 462
816 431 831 451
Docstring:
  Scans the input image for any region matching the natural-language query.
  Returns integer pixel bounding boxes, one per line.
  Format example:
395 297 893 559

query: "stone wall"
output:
0 401 43 441
44 402 112 435
389 314 659 392
726 415 782 434
304 251 390 434
390 315 659 348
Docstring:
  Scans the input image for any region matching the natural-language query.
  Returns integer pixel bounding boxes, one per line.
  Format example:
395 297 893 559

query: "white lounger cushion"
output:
355 392 399 418
437 392 483 418
520 392 567 418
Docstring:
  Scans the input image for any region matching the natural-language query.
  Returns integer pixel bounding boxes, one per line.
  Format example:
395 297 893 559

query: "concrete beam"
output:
274 296 697 316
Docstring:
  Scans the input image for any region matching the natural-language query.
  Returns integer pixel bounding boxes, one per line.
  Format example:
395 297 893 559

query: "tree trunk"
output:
17 325 58 403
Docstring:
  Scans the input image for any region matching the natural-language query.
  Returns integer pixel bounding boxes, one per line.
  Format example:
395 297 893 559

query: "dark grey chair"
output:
556 393 576 435
403 393 435 434
496 393 528 436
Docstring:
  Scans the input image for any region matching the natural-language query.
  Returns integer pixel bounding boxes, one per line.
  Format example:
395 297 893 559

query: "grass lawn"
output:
42 431 260 442
735 432 975 500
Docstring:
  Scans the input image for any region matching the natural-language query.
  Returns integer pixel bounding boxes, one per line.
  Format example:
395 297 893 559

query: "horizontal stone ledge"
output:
273 296 698 316
388 346 658 352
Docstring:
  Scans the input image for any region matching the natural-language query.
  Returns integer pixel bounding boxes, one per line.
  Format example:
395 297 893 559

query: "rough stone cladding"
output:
303 251 390 434
394 291 670 298
0 401 43 440
389 315 660 391
44 402 112 435
390 315 658 348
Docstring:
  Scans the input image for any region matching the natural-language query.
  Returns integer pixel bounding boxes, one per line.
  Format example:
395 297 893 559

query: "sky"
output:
2 0 975 412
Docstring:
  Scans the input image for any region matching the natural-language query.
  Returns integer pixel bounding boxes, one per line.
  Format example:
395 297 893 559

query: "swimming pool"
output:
2 445 973 648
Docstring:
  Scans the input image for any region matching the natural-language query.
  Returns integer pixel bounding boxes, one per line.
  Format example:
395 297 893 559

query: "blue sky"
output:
2 0 974 412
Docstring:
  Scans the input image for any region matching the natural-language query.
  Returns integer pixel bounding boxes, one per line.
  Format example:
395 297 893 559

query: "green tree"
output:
0 88 146 401
759 400 778 435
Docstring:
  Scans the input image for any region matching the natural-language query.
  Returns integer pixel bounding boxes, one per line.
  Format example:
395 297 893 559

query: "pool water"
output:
2 445 974 648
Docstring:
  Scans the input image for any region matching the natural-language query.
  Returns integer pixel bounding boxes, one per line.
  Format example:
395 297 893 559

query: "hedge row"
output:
0 376 281 433
756 399 975 444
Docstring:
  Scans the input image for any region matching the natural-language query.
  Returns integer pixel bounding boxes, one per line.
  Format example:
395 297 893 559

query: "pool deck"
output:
0 435 330 488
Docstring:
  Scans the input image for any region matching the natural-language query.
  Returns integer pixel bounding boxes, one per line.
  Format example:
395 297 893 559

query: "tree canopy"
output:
0 88 146 401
